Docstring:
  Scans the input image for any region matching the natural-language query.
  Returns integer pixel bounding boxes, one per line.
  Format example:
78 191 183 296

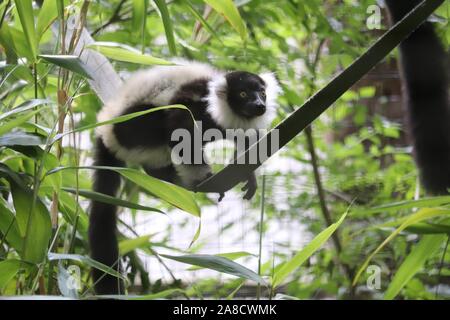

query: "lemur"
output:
90 61 281 294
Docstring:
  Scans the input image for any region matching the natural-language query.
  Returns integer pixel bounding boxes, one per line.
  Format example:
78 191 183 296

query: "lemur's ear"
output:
259 72 282 105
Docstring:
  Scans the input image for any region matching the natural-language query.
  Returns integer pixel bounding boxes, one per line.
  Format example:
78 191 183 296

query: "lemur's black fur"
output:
89 138 124 295
386 0 450 195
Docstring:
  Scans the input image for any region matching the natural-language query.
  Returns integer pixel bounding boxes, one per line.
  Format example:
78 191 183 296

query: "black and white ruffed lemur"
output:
89 61 281 294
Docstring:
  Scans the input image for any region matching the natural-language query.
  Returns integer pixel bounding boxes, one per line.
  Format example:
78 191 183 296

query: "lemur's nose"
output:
253 102 266 115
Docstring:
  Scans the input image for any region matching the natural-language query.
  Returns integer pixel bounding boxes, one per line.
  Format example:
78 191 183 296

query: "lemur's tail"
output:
89 138 125 294
386 0 450 194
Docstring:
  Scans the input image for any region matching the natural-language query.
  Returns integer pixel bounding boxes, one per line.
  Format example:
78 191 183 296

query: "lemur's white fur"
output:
96 60 281 184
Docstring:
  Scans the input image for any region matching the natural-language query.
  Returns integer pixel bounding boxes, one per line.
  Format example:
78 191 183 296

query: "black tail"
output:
89 138 125 294
386 0 450 195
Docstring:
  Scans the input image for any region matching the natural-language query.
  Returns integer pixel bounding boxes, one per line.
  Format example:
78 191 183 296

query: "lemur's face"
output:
225 71 267 118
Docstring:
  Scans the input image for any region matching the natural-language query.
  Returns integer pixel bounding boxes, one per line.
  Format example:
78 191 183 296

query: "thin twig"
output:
90 0 127 36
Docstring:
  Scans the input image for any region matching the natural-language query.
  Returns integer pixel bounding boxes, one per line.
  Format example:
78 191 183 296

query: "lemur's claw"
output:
218 192 225 202
242 179 257 200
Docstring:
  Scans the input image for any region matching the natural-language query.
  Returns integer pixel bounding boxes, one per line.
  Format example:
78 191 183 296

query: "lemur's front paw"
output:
242 176 257 200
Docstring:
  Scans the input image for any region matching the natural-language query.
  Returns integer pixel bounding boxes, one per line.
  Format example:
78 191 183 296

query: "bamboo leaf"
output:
39 55 93 79
14 0 37 60
0 108 46 136
272 212 347 288
119 234 152 255
132 0 146 33
357 196 450 215
36 0 58 41
405 223 450 235
47 166 201 217
186 0 222 43
48 253 127 282
9 181 52 264
87 42 173 66
62 187 165 214
154 0 177 55
0 99 52 122
0 199 23 255
203 0 247 41
0 260 22 290
51 104 190 143
384 235 446 300
97 288 185 300
162 254 264 283
131 288 185 300
0 132 44 146
353 208 450 286
188 251 254 270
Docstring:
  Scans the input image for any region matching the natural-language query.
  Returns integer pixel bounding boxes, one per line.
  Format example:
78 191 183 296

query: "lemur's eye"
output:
240 91 247 98
261 91 266 98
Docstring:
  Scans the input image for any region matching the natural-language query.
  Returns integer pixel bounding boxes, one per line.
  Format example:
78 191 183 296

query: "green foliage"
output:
0 0 448 300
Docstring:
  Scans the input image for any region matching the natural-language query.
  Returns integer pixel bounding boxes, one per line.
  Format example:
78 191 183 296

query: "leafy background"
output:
0 0 449 299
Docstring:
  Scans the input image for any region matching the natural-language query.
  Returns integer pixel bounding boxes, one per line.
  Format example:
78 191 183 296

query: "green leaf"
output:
186 0 222 43
36 0 58 41
14 0 37 60
39 55 93 79
188 251 254 270
52 104 188 144
0 260 21 290
114 167 200 217
0 164 51 264
87 42 173 66
272 212 347 288
48 253 127 282
62 187 165 214
384 235 446 300
405 222 450 235
0 199 23 254
0 23 19 62
0 99 52 122
132 0 146 33
204 0 247 41
162 254 264 283
48 166 200 217
357 196 450 215
131 288 185 300
10 181 52 264
154 0 177 55
0 132 44 146
353 208 450 286
96 288 185 300
119 234 152 255
0 108 46 136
